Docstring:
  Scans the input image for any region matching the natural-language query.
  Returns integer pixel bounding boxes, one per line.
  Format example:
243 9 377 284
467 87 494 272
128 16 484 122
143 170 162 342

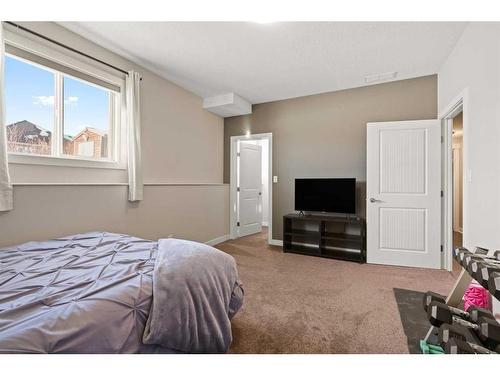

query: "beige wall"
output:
0 22 228 247
224 75 438 240
0 185 228 248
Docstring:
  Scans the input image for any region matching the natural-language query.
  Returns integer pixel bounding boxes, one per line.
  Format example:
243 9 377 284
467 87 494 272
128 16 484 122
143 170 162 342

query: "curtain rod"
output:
5 21 141 80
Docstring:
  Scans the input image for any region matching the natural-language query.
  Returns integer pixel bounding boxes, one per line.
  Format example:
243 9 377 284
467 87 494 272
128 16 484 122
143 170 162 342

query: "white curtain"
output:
126 70 143 201
0 23 13 211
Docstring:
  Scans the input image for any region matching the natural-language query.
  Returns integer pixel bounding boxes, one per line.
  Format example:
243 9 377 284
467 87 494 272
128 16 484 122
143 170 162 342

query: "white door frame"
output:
230 132 273 244
440 89 468 271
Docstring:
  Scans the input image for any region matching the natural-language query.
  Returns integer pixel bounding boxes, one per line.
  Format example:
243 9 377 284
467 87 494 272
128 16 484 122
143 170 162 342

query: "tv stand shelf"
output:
283 213 366 263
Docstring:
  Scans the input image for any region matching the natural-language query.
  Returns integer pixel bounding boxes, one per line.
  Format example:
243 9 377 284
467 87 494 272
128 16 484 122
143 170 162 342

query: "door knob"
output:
370 198 381 203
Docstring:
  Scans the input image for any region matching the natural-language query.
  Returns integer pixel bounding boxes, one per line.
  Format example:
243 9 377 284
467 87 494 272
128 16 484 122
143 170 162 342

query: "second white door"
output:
366 119 441 269
238 142 263 237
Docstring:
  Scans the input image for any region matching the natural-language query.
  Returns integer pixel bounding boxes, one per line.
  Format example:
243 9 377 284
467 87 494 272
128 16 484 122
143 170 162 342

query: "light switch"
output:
273 176 278 183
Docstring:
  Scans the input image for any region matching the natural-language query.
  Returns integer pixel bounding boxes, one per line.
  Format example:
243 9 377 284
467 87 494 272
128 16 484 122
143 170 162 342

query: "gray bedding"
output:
143 239 244 353
0 232 243 353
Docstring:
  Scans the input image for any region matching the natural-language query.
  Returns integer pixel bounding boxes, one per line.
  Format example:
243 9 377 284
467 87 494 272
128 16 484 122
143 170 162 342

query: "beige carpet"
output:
216 230 459 354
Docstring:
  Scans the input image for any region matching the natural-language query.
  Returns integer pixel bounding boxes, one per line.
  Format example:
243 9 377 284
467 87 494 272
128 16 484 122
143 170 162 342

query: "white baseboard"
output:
205 234 230 246
269 239 283 247
206 234 281 247
262 222 269 227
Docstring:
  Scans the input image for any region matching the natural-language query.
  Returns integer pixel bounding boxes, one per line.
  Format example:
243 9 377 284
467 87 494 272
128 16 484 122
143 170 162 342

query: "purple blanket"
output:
143 239 244 353
0 232 243 353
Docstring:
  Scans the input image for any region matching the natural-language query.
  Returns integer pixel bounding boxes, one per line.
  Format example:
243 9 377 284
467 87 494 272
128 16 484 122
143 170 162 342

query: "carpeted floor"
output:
216 229 460 354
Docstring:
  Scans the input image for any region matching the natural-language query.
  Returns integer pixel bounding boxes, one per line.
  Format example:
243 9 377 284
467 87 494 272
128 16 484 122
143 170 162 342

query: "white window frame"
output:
4 29 127 170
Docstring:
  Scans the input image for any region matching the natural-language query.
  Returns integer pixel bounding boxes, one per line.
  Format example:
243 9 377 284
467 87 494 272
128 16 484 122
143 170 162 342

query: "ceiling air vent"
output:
364 71 398 84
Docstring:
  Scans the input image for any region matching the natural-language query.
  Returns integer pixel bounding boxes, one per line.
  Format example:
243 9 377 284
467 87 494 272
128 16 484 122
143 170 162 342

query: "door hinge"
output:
440 245 443 252
441 190 444 197
237 187 240 192
237 222 240 227
237 152 241 157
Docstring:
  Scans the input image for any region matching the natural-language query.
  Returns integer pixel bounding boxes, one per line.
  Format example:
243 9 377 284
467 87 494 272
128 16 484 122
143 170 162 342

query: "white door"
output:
238 142 262 237
367 120 441 269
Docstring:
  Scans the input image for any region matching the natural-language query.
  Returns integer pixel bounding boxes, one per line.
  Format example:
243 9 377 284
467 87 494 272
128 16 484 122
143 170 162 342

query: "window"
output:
5 56 55 156
63 76 112 159
4 44 123 168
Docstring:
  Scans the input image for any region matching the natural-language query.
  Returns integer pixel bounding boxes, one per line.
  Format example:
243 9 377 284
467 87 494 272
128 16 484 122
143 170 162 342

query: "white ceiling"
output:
60 22 467 104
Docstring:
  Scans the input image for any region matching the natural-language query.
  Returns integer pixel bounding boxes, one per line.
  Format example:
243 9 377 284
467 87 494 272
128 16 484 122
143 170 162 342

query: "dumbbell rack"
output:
422 246 500 353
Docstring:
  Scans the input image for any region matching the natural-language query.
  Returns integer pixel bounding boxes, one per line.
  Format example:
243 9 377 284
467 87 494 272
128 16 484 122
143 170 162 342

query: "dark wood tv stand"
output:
283 213 366 263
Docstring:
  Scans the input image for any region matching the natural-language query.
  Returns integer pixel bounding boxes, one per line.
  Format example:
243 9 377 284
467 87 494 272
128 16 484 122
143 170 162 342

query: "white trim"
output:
438 89 468 119
143 182 228 186
11 182 228 186
8 153 125 170
54 71 63 157
441 88 468 272
230 132 273 245
443 116 454 272
205 234 230 246
269 239 283 247
262 221 269 227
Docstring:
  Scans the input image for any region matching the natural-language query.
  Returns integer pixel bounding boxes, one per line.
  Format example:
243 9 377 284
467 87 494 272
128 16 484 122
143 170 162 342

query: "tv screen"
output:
295 178 356 214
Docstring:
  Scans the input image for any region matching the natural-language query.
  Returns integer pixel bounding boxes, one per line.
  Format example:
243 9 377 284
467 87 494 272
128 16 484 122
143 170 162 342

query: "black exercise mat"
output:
393 288 436 353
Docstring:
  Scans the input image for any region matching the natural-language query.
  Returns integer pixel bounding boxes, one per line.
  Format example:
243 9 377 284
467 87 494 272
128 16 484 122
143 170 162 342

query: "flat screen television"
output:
295 178 356 214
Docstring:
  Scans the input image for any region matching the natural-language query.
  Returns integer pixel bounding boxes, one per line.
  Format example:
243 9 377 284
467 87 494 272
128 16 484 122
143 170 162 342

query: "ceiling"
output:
60 22 467 105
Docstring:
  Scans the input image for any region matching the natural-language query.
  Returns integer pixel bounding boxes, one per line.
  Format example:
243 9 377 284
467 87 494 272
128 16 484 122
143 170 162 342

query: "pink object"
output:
463 283 490 311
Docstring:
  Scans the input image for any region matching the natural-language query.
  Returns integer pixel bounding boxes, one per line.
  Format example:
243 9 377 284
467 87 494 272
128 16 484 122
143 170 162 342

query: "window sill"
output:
8 153 127 170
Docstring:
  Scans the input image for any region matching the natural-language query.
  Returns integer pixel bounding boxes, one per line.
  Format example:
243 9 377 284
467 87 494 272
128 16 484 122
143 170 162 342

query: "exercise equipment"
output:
444 338 495 354
487 271 500 301
456 248 500 268
427 301 500 350
420 340 444 354
454 246 488 259
464 254 500 272
438 323 498 354
454 247 489 265
422 291 446 312
469 261 500 289
424 245 500 355
422 291 493 321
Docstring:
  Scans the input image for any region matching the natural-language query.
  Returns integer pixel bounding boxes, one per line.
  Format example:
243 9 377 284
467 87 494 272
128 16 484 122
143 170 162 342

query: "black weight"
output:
474 262 500 289
487 271 500 300
427 301 500 350
422 291 446 312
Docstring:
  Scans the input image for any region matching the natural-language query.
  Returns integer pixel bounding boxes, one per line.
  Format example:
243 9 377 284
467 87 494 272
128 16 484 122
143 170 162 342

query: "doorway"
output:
440 90 467 273
452 111 464 249
230 133 273 244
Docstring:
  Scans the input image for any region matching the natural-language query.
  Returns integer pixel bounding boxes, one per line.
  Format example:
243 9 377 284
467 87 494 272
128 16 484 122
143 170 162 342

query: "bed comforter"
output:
0 232 243 353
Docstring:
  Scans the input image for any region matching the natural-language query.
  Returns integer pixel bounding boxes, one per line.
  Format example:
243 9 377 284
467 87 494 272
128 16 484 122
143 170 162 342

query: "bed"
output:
0 232 244 354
